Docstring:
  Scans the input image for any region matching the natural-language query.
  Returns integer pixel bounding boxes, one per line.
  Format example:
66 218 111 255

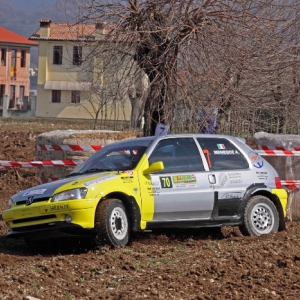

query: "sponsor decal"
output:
221 192 242 199
50 204 70 211
121 176 133 180
23 189 47 196
83 174 117 187
217 144 226 149
124 171 134 175
150 180 160 187
228 173 243 184
213 150 239 155
219 173 229 187
248 151 264 168
229 179 242 184
256 171 268 180
171 174 197 188
173 174 196 184
121 175 134 183
228 172 242 178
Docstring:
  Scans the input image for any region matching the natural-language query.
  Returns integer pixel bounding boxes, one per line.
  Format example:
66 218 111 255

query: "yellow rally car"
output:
2 134 288 247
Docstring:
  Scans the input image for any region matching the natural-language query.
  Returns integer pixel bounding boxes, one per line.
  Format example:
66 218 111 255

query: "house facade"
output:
0 26 38 111
29 19 133 122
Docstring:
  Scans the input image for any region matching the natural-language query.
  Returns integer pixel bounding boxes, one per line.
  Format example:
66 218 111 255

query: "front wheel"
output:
239 195 279 236
94 198 130 247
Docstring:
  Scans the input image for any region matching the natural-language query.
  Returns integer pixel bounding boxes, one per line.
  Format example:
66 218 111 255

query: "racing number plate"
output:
20 208 33 217
50 204 70 211
159 176 173 188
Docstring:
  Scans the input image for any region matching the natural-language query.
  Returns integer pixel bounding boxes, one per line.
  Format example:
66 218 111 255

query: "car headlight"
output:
7 198 14 209
52 188 88 202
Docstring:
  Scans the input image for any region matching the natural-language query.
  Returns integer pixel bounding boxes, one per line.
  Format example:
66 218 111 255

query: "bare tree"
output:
61 0 300 136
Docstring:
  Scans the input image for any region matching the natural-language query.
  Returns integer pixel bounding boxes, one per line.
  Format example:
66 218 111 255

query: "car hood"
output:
11 171 118 203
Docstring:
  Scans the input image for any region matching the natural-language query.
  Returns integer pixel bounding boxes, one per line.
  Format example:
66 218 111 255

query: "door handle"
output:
208 174 216 184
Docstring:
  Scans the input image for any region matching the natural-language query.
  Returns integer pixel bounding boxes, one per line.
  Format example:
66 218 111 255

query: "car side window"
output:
149 138 205 173
197 138 249 170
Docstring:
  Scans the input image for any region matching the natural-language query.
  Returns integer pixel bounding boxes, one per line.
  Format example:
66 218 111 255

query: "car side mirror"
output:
143 161 164 175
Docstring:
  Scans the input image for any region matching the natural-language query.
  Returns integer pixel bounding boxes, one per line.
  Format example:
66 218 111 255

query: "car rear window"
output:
197 138 249 170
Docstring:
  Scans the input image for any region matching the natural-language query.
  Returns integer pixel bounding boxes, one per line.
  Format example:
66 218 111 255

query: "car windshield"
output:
68 138 153 176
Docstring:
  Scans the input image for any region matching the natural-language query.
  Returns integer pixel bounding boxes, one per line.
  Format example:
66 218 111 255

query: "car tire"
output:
94 198 129 247
239 195 279 236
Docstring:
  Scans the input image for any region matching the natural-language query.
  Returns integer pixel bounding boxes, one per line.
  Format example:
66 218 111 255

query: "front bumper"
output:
2 199 97 231
6 221 95 240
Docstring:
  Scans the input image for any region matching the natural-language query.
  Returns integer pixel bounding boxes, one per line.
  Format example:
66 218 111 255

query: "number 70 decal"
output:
159 176 173 188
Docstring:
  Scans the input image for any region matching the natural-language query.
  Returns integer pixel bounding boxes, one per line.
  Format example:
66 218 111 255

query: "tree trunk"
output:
135 40 178 136
215 98 231 134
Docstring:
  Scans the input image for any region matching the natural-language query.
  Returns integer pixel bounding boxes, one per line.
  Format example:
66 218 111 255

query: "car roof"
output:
154 133 243 141
103 134 245 148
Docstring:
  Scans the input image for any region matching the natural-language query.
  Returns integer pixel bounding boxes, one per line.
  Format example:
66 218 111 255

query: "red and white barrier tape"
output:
0 160 84 168
256 145 300 156
281 180 300 191
37 144 102 152
258 145 300 151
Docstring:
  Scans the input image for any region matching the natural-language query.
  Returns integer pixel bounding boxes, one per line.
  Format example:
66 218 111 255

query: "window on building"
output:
9 85 15 108
21 50 26 68
53 46 63 65
1 49 6 66
73 46 82 65
0 85 5 106
11 49 16 67
52 90 61 103
71 91 80 103
19 86 24 100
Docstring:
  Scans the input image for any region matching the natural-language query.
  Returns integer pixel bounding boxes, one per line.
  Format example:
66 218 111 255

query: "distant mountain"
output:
0 0 64 37
0 0 74 67
3 0 57 11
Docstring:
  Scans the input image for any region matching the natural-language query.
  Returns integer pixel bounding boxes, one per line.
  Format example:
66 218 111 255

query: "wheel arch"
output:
99 192 142 232
241 184 286 231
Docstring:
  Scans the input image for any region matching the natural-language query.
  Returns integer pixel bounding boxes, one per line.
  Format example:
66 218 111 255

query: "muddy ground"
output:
0 118 300 300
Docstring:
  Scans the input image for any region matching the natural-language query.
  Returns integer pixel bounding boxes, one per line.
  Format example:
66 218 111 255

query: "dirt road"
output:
0 119 300 299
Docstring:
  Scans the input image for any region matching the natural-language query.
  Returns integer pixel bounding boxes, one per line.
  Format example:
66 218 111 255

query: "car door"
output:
146 137 215 221
196 137 250 217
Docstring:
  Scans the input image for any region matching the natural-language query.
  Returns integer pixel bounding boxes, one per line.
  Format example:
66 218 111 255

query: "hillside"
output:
3 0 57 11
0 0 69 67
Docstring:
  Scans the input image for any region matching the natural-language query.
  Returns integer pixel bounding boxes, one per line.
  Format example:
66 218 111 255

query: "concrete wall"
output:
253 132 300 221
2 94 36 118
36 130 137 183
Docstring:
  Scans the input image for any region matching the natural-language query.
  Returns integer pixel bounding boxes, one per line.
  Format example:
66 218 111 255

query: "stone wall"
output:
36 130 137 183
253 132 300 221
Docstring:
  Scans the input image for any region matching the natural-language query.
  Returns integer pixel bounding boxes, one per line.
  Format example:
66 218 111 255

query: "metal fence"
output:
172 107 300 137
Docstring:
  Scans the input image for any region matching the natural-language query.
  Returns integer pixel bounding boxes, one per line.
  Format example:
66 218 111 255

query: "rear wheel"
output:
94 198 129 247
239 195 279 236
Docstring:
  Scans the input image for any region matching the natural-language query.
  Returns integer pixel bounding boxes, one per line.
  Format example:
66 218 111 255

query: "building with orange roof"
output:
29 19 138 123
0 26 38 112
